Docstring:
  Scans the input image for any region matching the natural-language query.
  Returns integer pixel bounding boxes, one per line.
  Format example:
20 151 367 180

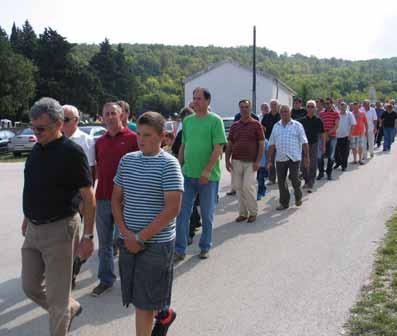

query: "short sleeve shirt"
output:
95 128 139 200
301 116 324 144
361 107 377 132
182 113 227 181
381 111 397 128
269 120 308 162
114 150 184 243
336 112 356 138
228 118 264 162
23 136 92 221
319 110 340 136
351 112 368 136
69 128 96 166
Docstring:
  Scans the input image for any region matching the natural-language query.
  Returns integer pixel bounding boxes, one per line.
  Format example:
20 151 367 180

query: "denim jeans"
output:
257 167 267 195
96 200 117 286
383 127 394 151
318 136 337 176
175 177 219 255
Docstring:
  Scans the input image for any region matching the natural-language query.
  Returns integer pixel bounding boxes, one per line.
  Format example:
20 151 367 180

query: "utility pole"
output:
252 26 257 115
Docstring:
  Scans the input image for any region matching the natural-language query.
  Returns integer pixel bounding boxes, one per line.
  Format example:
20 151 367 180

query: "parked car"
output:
222 117 235 137
8 128 37 156
165 120 177 136
0 130 15 153
79 126 107 142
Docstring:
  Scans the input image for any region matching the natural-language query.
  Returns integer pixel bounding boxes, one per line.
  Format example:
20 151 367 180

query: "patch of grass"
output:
345 215 397 336
0 152 27 162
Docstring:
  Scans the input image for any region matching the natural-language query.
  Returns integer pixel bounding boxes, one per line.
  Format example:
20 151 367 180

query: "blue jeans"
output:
175 177 219 255
257 167 267 195
96 200 117 286
383 127 394 151
318 136 337 176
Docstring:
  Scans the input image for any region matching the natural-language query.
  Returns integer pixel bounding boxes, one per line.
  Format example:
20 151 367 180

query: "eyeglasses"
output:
30 122 55 134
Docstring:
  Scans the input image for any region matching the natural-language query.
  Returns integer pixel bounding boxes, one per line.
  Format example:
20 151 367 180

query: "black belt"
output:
29 214 72 225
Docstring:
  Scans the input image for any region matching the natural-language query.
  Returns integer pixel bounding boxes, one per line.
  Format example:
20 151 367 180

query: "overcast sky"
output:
2 0 397 61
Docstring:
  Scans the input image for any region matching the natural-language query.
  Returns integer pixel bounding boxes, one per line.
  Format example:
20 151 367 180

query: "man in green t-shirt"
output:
175 88 227 260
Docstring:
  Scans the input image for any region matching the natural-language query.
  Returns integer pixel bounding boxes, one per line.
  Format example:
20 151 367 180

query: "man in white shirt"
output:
62 105 96 179
360 100 377 159
267 105 309 210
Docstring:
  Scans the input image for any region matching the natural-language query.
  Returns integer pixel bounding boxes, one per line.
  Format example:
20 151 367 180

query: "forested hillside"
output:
1 20 397 120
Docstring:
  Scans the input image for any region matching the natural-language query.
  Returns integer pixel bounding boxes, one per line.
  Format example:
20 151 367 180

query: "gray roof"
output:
184 59 296 95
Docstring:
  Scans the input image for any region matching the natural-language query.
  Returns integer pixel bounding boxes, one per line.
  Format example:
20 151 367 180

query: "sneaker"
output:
91 283 113 297
151 309 177 336
226 190 236 196
199 250 209 259
174 252 185 263
68 304 83 331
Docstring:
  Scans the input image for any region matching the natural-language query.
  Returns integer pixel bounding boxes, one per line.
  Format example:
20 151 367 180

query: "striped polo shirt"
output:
228 118 264 162
114 150 184 243
319 110 340 136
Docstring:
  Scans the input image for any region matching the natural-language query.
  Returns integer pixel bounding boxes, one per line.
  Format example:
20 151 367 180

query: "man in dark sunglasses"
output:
21 97 96 335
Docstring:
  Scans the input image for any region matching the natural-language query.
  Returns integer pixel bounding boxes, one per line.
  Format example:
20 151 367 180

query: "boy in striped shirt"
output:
112 111 184 336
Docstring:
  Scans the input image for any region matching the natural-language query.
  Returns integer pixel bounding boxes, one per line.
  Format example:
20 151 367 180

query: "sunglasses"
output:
30 122 55 134
64 117 76 123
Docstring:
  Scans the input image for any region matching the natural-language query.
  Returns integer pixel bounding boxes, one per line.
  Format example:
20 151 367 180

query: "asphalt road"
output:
0 147 396 336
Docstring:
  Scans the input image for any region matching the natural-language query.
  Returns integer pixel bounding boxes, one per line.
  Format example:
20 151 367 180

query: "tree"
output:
10 22 23 54
0 31 36 120
20 20 37 60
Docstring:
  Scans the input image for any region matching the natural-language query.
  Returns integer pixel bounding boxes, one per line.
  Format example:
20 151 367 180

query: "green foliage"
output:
0 30 36 119
2 20 397 122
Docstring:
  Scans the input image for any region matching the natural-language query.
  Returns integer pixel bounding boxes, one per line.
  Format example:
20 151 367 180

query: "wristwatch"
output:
135 233 146 248
83 233 94 240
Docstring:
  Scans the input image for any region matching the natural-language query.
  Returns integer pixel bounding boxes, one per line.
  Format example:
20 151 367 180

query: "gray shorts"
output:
118 238 174 311
350 136 364 149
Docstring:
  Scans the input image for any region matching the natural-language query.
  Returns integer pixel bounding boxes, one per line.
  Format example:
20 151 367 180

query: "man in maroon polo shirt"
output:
92 102 138 297
226 99 265 223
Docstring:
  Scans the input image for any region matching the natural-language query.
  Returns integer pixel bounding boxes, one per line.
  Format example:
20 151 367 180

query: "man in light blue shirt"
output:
267 105 309 210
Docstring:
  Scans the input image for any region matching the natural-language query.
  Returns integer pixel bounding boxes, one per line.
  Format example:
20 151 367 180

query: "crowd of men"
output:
20 89 397 336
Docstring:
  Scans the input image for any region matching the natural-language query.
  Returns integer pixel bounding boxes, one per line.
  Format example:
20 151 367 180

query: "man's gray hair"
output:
62 104 79 118
30 97 64 122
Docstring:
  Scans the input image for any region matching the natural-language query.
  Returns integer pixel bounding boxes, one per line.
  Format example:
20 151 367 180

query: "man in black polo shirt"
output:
301 100 325 193
21 97 95 336
261 99 280 184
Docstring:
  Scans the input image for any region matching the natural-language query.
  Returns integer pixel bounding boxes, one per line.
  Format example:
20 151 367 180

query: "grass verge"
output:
0 153 27 162
345 214 397 335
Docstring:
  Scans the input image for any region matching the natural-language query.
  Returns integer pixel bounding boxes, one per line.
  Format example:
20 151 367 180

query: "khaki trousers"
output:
231 159 258 217
21 214 81 336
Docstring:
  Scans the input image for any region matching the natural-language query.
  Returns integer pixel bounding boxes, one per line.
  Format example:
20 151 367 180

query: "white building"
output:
184 60 296 118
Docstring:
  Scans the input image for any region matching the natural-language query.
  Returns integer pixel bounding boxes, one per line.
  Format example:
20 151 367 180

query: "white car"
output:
8 128 37 157
79 126 107 142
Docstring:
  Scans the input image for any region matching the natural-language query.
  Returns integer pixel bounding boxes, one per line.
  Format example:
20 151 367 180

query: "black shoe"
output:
91 283 113 297
68 305 83 331
341 167 346 172
199 250 210 259
327 175 332 181
276 204 289 211
333 164 340 170
152 309 177 336
316 174 324 180
226 190 236 196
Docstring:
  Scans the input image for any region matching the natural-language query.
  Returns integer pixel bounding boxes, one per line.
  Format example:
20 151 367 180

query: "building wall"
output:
184 62 293 118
